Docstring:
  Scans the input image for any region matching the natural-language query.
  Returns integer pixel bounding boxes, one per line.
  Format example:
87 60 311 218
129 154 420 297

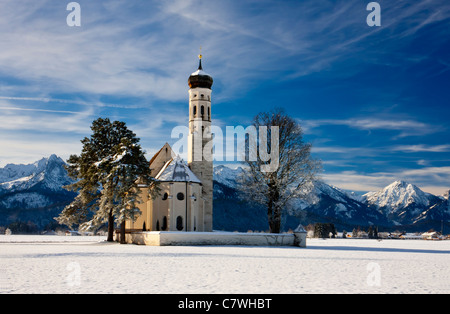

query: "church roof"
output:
155 156 202 184
188 57 213 89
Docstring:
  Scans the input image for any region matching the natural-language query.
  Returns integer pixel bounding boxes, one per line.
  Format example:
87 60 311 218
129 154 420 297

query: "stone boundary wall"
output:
122 231 307 247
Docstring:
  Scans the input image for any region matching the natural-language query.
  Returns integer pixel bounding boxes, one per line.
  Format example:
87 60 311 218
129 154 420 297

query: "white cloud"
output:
0 1 191 101
302 117 443 138
313 144 450 156
0 105 80 115
0 103 94 134
392 144 450 153
2 0 449 102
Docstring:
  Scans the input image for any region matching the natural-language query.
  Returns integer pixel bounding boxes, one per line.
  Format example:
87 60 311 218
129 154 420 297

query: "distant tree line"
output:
312 223 337 238
0 220 69 235
1 221 39 234
352 226 379 239
305 223 380 239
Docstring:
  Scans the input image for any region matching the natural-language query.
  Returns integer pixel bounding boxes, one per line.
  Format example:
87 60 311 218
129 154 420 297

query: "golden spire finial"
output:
198 46 203 60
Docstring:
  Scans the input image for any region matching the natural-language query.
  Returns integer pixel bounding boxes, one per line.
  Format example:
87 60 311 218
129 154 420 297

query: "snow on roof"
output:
190 69 211 77
155 156 202 184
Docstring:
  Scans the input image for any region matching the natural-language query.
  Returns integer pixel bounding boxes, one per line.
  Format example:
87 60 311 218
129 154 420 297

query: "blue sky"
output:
0 0 449 195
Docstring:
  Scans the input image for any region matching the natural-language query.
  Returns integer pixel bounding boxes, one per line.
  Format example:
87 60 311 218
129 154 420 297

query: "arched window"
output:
176 216 183 231
201 105 205 118
162 216 168 231
208 107 210 120
162 193 168 201
193 106 197 117
177 192 185 201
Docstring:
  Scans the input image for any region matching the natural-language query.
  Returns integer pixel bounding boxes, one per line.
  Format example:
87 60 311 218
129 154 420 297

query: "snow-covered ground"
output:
1 235 449 294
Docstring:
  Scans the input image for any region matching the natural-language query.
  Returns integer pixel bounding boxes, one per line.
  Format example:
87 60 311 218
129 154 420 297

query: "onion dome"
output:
188 55 213 89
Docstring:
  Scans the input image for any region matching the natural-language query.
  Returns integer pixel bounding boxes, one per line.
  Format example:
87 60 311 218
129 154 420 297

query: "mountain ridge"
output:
0 155 76 229
212 165 449 231
0 157 448 232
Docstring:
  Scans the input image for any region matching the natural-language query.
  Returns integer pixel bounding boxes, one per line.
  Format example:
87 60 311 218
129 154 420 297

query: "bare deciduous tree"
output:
240 108 321 233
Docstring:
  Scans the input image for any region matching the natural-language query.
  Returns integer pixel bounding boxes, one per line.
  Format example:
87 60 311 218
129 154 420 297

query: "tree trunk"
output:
269 209 281 234
107 210 114 242
120 221 126 244
267 181 281 233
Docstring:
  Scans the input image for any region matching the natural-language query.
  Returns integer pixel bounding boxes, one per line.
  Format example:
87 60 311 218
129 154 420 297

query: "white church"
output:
125 54 214 233
121 55 306 247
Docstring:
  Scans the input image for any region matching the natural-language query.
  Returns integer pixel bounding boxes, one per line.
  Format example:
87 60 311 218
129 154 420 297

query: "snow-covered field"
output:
1 235 449 294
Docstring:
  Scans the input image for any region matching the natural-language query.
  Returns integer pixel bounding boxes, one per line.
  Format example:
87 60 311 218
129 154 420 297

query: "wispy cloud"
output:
1 0 449 193
0 96 147 110
0 101 94 134
0 1 190 101
313 144 450 156
1 0 449 100
392 144 450 153
303 117 443 138
0 105 80 115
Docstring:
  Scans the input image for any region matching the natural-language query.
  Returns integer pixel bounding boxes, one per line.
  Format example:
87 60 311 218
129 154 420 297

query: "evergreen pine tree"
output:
374 226 379 239
56 118 159 242
368 226 374 239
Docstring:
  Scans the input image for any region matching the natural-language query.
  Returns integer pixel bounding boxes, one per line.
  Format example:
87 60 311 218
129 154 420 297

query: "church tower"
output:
188 54 213 232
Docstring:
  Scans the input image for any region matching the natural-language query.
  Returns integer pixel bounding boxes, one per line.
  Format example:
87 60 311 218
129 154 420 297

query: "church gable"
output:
149 143 175 177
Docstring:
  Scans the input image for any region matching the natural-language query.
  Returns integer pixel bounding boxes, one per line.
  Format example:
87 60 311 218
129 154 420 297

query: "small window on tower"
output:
162 216 168 231
201 105 205 116
176 216 183 231
193 106 197 117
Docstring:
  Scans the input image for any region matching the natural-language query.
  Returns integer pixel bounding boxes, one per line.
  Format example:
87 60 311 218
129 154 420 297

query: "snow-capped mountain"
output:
0 155 72 195
213 165 245 192
213 166 387 230
0 158 448 232
212 166 448 231
413 189 450 228
287 181 387 228
362 180 442 225
443 190 450 200
363 180 435 211
0 155 75 228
